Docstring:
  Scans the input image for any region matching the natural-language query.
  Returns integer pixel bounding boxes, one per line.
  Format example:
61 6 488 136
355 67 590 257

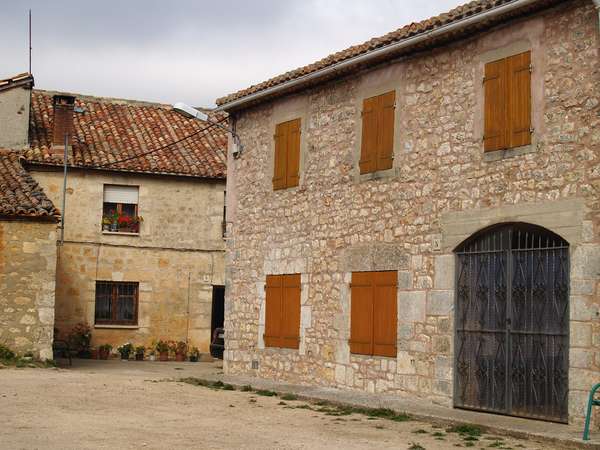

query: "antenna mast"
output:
28 9 32 74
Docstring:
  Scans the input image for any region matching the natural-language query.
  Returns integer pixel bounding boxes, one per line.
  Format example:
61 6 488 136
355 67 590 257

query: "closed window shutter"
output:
359 97 378 174
377 91 395 171
507 51 532 148
281 274 301 349
103 185 139 204
372 271 397 357
264 275 283 347
286 119 301 188
349 272 374 355
484 58 507 152
273 123 287 190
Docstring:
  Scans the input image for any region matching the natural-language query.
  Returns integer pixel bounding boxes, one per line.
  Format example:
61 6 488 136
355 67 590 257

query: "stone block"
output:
399 291 426 323
397 351 416 374
571 322 592 347
398 271 413 290
434 255 455 290
427 290 454 316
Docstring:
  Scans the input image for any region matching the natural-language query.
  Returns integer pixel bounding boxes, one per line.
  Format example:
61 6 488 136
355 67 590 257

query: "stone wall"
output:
0 85 31 150
0 220 57 359
30 168 225 351
225 0 600 422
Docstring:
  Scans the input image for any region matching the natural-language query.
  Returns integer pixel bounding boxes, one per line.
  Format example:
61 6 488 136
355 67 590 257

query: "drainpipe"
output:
593 0 600 32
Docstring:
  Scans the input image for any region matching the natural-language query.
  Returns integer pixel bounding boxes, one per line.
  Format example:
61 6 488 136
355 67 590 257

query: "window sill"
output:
350 352 397 360
483 144 536 162
102 231 140 236
354 166 398 184
94 324 139 329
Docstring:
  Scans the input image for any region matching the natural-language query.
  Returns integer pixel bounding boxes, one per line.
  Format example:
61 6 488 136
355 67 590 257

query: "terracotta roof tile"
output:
26 90 227 179
216 0 554 107
0 149 59 220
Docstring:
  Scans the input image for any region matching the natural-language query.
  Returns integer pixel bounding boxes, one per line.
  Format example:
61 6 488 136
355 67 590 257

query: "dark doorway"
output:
211 286 225 336
454 223 569 423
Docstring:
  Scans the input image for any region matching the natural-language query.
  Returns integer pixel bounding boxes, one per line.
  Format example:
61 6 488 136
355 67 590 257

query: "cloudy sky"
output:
1 1 459 107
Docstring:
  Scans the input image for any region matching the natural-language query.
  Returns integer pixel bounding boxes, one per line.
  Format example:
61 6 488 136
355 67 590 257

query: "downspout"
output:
593 0 600 32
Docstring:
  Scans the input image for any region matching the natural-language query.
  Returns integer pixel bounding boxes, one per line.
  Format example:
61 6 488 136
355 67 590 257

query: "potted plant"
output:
117 214 133 232
68 323 92 358
102 216 112 231
130 216 143 233
175 341 187 362
98 344 112 360
189 347 200 362
156 340 169 361
109 210 119 232
134 345 145 361
117 342 133 360
148 350 156 361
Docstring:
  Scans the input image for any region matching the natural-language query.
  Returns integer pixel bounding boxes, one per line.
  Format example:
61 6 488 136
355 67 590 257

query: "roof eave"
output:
216 0 549 112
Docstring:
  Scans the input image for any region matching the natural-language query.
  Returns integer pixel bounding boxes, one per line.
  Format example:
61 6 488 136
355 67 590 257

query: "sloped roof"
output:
0 72 34 93
25 90 227 179
0 149 59 221
216 0 559 108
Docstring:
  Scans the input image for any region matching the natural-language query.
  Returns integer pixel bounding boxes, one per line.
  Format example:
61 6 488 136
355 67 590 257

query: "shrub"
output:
68 323 92 355
0 344 16 360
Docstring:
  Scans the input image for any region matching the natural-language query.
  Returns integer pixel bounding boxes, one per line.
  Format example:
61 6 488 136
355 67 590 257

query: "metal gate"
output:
454 223 569 422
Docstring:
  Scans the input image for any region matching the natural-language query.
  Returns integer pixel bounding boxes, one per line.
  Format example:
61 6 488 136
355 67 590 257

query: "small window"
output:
349 271 397 357
95 281 139 326
484 51 532 152
273 118 301 190
102 185 140 233
359 91 395 174
264 274 301 349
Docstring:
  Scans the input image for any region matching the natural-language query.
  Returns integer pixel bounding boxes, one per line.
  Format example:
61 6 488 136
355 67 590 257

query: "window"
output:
349 271 397 357
484 51 532 152
102 185 140 233
94 281 139 326
359 90 395 174
273 118 301 190
264 274 301 349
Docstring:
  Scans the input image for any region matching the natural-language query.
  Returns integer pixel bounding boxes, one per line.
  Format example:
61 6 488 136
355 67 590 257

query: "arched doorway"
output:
454 223 569 422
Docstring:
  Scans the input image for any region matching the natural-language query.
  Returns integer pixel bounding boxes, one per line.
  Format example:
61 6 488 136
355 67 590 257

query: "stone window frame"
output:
352 78 403 184
257 272 310 355
266 95 309 192
101 184 141 235
474 37 545 162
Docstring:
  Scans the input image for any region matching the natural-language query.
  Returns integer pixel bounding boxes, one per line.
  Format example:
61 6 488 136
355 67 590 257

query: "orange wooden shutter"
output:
281 274 301 349
286 119 301 188
264 275 283 347
483 58 507 152
372 271 397 357
273 123 287 190
377 91 395 171
359 97 378 174
350 272 374 355
507 51 531 148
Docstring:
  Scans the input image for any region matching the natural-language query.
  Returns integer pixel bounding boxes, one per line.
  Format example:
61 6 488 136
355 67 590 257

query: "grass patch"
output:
241 385 253 392
280 393 298 401
446 424 482 437
412 429 429 434
432 432 445 438
408 443 425 450
179 377 236 391
255 389 278 397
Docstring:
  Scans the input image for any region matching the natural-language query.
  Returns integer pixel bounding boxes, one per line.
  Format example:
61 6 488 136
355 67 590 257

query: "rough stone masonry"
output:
224 0 600 423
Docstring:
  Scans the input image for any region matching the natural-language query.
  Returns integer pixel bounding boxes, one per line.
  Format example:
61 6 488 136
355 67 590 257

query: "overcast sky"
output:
1 1 459 107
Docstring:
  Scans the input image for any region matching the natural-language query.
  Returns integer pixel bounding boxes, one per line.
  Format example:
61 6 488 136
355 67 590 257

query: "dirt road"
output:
0 361 558 450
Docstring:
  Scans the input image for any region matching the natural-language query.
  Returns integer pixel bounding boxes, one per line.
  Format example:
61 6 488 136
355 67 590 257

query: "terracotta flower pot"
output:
159 351 169 361
175 353 186 362
99 349 110 360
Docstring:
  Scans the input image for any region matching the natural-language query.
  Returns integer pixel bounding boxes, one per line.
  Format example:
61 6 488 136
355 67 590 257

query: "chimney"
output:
50 94 76 157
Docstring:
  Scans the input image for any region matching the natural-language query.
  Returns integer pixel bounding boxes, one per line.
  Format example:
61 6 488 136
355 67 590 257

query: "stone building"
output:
217 0 600 424
0 73 227 353
0 148 59 360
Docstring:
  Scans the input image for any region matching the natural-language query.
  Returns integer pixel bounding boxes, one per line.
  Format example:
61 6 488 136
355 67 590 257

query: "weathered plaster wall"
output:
0 220 57 359
0 86 31 150
31 169 225 351
225 1 600 422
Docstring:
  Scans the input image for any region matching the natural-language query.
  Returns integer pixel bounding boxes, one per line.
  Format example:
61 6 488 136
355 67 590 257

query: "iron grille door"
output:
454 224 569 423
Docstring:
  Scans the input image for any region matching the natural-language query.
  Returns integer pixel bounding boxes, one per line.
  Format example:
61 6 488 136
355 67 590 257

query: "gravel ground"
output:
0 362 561 450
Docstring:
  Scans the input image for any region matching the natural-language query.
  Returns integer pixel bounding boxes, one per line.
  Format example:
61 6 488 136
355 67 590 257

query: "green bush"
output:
0 344 16 360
